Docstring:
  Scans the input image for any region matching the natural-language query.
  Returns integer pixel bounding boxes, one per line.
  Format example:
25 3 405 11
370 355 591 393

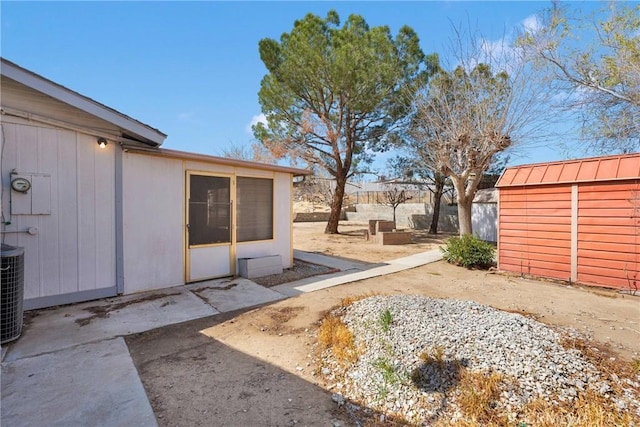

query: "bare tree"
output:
411 28 555 235
519 2 640 153
295 175 337 211
376 186 411 228
387 156 448 234
219 141 279 164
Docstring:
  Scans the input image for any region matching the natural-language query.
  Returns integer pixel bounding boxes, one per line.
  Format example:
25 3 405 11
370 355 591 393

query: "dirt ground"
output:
127 221 640 426
292 220 454 263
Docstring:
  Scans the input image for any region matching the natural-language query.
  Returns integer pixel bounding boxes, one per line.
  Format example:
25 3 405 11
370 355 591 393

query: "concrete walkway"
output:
1 249 442 427
274 248 443 296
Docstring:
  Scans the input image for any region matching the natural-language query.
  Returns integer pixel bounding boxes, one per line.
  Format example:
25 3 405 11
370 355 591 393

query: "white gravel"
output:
320 294 640 424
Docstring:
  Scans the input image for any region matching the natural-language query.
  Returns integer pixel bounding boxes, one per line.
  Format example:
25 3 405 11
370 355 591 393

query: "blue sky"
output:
1 1 607 172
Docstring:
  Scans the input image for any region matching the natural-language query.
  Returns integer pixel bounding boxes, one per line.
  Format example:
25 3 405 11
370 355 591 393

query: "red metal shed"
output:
496 153 640 290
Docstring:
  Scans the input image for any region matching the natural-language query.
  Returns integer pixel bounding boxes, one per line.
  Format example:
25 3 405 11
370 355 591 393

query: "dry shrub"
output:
561 337 640 390
522 389 634 427
339 292 381 308
317 315 358 363
449 369 510 427
420 345 446 367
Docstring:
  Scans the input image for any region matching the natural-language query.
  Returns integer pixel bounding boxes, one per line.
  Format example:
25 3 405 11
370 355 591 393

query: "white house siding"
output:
1 117 116 309
121 153 294 294
121 152 184 293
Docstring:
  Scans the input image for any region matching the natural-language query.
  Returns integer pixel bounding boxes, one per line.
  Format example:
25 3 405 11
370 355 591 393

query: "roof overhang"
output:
125 146 312 176
1 58 166 147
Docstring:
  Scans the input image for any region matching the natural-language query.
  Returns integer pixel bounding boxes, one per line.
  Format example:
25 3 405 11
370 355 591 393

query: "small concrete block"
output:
377 230 412 245
238 255 282 279
375 220 395 234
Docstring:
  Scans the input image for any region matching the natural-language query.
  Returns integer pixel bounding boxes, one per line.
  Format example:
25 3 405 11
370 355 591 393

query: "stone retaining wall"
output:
346 203 459 233
293 211 347 222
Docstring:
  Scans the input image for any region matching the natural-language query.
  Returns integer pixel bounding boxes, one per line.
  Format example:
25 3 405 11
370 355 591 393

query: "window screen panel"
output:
237 177 273 242
189 175 231 246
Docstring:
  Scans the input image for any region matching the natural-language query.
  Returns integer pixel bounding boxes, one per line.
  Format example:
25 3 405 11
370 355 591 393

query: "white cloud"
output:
246 113 267 134
480 37 510 61
521 14 542 34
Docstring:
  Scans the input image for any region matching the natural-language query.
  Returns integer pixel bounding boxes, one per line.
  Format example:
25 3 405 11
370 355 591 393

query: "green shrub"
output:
441 234 495 269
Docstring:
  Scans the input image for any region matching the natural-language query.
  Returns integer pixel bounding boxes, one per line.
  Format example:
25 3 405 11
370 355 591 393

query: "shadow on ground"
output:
126 309 386 426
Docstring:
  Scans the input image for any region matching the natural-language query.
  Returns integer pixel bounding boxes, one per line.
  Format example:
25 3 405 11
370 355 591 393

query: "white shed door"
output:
186 173 233 282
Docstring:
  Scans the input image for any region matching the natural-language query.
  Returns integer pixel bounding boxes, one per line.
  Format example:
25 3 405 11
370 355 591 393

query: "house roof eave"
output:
1 57 166 147
125 146 312 176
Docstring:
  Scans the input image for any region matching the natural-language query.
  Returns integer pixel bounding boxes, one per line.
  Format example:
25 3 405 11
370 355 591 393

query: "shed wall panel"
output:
576 181 639 289
498 154 639 290
498 185 573 279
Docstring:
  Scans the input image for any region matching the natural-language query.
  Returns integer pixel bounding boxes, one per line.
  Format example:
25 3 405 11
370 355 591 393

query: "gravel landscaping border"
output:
252 259 338 288
319 295 640 425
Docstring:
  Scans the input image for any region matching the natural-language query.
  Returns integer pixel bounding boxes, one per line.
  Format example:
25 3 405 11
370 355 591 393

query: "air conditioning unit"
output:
1 244 25 344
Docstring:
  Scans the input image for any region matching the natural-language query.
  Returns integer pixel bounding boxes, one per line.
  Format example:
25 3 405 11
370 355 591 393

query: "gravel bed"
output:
252 259 337 287
320 295 640 424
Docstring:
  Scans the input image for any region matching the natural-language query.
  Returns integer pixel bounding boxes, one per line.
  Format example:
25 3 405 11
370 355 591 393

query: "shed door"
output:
186 173 233 282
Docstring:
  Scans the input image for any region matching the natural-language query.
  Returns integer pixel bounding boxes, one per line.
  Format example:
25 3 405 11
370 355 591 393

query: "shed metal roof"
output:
496 153 640 188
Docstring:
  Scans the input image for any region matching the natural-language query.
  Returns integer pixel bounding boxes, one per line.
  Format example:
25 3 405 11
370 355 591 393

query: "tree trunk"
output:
325 174 347 234
457 195 473 236
451 175 477 236
429 174 446 234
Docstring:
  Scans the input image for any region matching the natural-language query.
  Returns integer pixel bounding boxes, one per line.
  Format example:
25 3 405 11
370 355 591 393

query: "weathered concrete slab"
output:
387 249 443 268
278 249 443 294
1 338 157 427
4 287 218 362
186 278 286 312
293 249 371 271
271 270 365 296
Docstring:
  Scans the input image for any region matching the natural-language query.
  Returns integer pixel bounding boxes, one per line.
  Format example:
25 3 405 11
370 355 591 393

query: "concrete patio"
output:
1 249 442 426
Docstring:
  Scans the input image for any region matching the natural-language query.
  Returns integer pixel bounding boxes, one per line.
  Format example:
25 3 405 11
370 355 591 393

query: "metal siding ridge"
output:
115 146 125 294
497 153 640 188
571 185 578 283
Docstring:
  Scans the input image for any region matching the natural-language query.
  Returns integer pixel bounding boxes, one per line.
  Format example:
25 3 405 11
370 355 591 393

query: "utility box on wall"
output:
10 173 51 215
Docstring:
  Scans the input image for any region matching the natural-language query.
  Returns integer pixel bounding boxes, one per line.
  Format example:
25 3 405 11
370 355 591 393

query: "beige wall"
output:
122 152 294 294
121 152 185 293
